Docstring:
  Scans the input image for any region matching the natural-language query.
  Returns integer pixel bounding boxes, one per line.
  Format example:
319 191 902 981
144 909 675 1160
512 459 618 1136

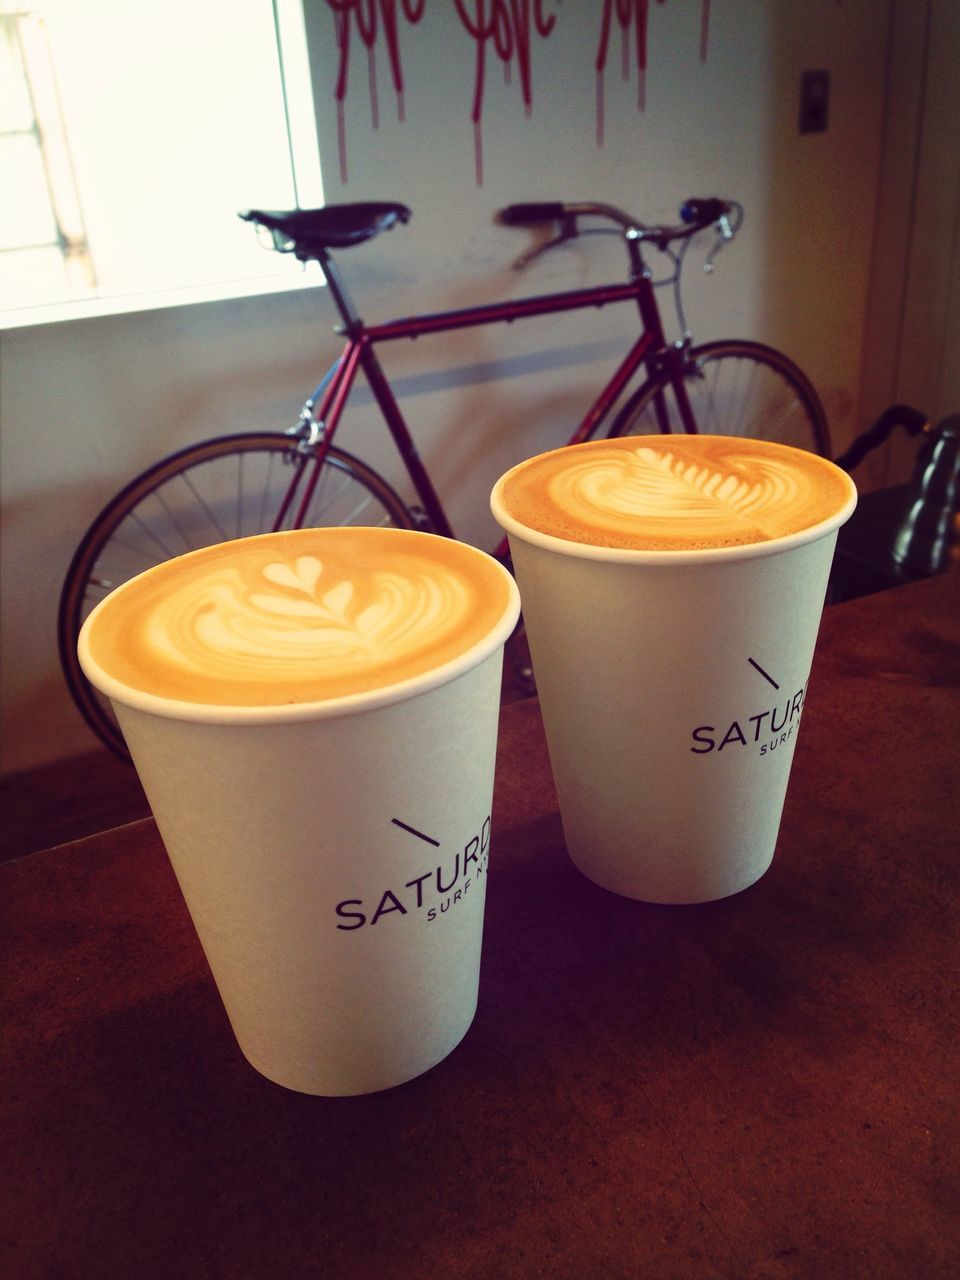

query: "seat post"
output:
315 247 364 334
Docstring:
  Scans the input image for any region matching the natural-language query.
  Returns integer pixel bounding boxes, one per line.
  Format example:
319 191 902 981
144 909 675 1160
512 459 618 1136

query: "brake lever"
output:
703 214 734 274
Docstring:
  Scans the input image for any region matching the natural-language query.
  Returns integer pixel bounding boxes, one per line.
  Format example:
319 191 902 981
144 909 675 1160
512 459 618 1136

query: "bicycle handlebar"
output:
499 202 568 225
497 196 738 245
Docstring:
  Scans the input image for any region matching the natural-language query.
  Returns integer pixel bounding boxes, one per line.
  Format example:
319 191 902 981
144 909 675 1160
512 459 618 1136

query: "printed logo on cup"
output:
690 658 808 757
334 815 492 930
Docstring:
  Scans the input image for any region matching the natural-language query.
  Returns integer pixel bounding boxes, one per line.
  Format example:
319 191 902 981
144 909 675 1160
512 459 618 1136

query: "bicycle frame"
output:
274 248 698 558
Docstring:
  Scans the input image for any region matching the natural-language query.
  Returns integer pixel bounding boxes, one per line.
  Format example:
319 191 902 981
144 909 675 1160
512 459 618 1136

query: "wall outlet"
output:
800 70 830 133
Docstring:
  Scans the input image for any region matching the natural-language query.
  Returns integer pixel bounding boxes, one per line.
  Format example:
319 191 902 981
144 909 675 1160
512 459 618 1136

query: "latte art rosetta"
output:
83 529 515 707
175 556 467 673
557 445 809 525
496 435 854 551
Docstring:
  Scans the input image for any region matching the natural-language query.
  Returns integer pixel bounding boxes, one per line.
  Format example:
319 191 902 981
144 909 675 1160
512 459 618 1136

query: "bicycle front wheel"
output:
608 340 831 456
59 432 414 760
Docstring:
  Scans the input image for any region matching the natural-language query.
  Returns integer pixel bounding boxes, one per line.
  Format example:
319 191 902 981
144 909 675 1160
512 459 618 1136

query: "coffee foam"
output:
82 528 515 708
495 435 853 551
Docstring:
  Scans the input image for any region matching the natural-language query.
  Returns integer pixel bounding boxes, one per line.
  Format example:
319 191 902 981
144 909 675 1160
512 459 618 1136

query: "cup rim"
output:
490 440 858 565
78 528 522 725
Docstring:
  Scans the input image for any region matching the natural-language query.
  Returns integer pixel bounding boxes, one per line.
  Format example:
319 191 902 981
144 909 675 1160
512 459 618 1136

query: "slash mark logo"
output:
334 815 491 930
690 658 808 757
389 817 439 847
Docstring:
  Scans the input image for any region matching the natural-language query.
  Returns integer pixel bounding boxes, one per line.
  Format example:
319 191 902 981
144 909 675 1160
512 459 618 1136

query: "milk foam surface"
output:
496 435 853 551
83 528 514 707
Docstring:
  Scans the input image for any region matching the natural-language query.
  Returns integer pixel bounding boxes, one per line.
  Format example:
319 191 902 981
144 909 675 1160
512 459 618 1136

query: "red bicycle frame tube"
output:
290 273 687 551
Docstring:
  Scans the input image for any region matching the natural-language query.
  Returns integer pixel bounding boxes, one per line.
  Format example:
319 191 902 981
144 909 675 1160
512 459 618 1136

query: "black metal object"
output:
834 404 929 473
830 408 959 602
892 414 960 574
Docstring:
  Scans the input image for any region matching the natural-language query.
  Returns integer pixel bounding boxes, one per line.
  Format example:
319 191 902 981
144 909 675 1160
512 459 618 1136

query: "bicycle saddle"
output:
238 203 411 254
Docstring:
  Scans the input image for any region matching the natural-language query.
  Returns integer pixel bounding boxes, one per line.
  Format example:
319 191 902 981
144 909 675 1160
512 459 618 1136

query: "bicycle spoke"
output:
129 506 183 560
767 390 806 438
333 471 376 523
177 469 230 544
83 578 115 606
344 490 386 526
698 363 722 433
696 357 793 439
727 358 751 434
236 451 244 540
258 449 280 533
309 465 360 525
733 359 760 433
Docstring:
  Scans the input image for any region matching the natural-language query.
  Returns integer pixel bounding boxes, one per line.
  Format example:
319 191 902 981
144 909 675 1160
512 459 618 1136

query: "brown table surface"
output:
3 574 959 1280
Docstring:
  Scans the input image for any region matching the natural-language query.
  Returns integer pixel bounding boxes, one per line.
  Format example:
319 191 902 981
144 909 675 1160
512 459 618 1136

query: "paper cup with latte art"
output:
492 435 856 905
78 527 519 1095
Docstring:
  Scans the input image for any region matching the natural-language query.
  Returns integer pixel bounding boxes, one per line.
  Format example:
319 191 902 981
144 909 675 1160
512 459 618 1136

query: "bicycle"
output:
59 195 830 760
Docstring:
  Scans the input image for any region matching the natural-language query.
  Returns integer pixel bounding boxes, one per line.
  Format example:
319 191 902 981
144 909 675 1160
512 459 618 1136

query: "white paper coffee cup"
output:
79 527 520 1095
492 435 856 904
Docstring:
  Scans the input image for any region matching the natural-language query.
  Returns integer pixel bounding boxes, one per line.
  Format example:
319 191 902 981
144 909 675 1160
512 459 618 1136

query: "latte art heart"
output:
496 435 853 551
83 529 515 708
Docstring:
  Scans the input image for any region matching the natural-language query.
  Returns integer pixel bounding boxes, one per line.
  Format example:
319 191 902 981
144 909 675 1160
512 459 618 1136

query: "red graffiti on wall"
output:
595 1 711 145
326 0 427 183
323 0 716 184
453 2 558 186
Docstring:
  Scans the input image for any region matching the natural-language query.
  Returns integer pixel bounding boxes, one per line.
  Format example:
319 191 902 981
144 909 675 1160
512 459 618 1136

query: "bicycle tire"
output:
607 340 831 456
59 432 415 761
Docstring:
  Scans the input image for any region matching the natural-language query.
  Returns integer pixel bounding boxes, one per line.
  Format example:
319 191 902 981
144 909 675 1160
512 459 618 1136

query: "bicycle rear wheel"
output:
59 432 414 760
608 340 831 456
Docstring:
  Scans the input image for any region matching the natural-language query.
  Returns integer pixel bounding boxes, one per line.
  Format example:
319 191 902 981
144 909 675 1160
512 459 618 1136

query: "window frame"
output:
0 0 324 332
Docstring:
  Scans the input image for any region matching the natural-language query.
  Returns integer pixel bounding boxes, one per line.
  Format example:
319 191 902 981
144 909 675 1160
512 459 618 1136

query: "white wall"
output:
0 0 895 773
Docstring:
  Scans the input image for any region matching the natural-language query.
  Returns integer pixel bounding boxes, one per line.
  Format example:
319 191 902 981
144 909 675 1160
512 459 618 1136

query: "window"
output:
0 0 323 327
